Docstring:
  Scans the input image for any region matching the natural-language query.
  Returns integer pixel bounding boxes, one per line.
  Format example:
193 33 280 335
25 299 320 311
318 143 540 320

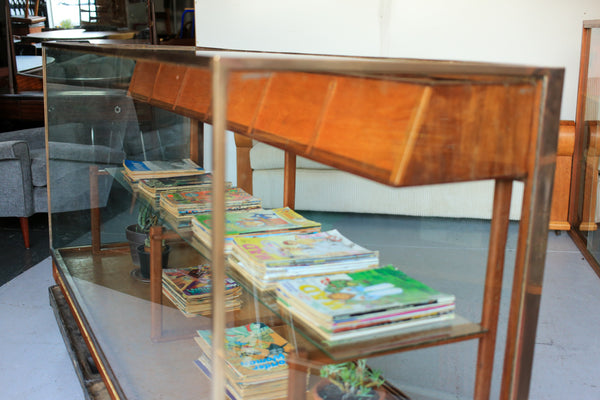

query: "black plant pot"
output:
137 244 171 279
126 224 147 266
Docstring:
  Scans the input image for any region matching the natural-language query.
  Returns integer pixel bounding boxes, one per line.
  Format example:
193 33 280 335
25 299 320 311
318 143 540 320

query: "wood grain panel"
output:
399 82 537 186
549 121 575 230
150 64 188 110
175 67 211 119
128 61 160 102
128 62 546 187
253 72 334 149
315 76 426 176
226 71 270 134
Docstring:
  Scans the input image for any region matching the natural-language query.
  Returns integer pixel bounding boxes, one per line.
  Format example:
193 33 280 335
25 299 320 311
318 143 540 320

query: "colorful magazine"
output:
139 173 215 193
193 207 321 236
194 355 288 400
161 265 242 316
196 322 293 382
191 207 321 251
123 158 204 180
231 229 378 268
162 265 240 299
161 187 261 213
276 265 455 321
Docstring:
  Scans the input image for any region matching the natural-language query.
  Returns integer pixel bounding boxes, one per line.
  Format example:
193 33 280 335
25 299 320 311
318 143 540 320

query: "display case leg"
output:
474 179 512 399
150 225 164 341
90 166 101 254
284 151 296 209
287 349 309 400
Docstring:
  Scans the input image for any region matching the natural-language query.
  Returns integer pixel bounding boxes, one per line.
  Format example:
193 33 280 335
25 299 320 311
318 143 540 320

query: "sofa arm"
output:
0 140 30 160
0 140 35 217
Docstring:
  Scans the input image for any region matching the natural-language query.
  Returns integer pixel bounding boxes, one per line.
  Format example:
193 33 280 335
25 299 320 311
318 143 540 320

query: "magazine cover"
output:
277 265 455 320
196 322 293 381
139 173 215 192
193 207 321 236
124 158 203 173
232 229 378 267
162 187 261 208
162 265 240 298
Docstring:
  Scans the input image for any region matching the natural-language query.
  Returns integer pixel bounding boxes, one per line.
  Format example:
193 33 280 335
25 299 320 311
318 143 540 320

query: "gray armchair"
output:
0 127 47 247
0 125 126 248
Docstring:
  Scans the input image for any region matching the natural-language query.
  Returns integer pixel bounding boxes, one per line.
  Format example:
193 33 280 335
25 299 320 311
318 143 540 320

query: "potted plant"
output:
125 202 159 266
136 236 171 279
311 359 386 400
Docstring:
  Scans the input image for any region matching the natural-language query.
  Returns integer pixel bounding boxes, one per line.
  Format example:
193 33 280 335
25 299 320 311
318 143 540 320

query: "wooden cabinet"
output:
44 42 563 400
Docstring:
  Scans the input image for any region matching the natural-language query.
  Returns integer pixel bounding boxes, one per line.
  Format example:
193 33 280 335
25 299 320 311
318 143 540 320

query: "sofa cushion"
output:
0 127 45 150
48 141 125 164
252 168 525 220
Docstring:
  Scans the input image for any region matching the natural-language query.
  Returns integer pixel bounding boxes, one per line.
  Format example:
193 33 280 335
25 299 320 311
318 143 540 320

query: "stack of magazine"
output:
120 157 458 350
228 229 379 291
194 322 291 400
122 158 205 182
162 265 242 317
160 187 262 221
191 207 321 253
276 265 455 345
137 173 219 206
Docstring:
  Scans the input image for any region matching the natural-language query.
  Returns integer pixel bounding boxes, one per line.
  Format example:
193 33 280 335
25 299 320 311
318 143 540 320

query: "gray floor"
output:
0 216 599 399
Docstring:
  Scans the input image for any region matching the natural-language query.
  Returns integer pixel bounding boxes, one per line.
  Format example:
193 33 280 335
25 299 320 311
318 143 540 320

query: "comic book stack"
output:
160 187 261 221
194 322 291 400
162 265 242 317
122 158 205 182
228 229 379 291
137 173 219 206
276 265 456 345
191 207 321 253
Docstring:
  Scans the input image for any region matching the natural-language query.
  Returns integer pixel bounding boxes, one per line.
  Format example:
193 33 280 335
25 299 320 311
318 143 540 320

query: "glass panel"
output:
573 27 600 270
46 47 214 399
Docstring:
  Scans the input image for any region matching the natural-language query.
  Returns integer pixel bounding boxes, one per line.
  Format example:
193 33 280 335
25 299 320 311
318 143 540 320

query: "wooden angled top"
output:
117 46 563 188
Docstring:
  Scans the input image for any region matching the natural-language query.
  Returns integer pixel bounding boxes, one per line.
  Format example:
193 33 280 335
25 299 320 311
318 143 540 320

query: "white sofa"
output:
249 141 526 220
233 121 573 228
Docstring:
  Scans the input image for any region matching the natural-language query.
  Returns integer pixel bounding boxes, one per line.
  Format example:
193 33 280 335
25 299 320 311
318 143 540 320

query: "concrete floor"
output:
0 214 599 399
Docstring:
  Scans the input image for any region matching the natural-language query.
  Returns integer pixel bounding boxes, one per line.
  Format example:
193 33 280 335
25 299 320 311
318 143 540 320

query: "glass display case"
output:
43 42 563 400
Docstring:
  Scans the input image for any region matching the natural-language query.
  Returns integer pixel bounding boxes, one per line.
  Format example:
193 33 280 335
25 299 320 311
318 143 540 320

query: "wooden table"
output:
16 55 44 72
21 29 136 43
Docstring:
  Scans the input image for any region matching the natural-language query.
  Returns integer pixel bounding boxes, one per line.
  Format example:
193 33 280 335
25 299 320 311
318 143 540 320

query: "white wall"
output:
194 2 600 398
195 0 600 120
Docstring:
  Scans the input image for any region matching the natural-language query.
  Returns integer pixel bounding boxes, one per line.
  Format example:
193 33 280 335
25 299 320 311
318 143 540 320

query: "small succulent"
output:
319 359 385 399
137 203 159 233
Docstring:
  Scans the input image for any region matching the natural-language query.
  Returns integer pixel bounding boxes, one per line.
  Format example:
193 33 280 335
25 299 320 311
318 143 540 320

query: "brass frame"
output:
569 19 600 279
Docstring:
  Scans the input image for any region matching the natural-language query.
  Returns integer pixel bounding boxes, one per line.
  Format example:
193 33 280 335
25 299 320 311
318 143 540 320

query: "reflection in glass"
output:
578 28 600 266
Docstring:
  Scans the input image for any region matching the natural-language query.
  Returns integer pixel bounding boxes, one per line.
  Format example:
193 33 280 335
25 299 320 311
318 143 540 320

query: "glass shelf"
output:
102 164 484 362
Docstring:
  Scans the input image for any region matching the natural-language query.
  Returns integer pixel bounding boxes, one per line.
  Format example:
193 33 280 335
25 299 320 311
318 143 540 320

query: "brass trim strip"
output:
53 262 122 400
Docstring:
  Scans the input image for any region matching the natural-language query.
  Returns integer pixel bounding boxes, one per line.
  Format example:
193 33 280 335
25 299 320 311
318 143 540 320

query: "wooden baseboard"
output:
579 222 598 231
549 221 571 231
